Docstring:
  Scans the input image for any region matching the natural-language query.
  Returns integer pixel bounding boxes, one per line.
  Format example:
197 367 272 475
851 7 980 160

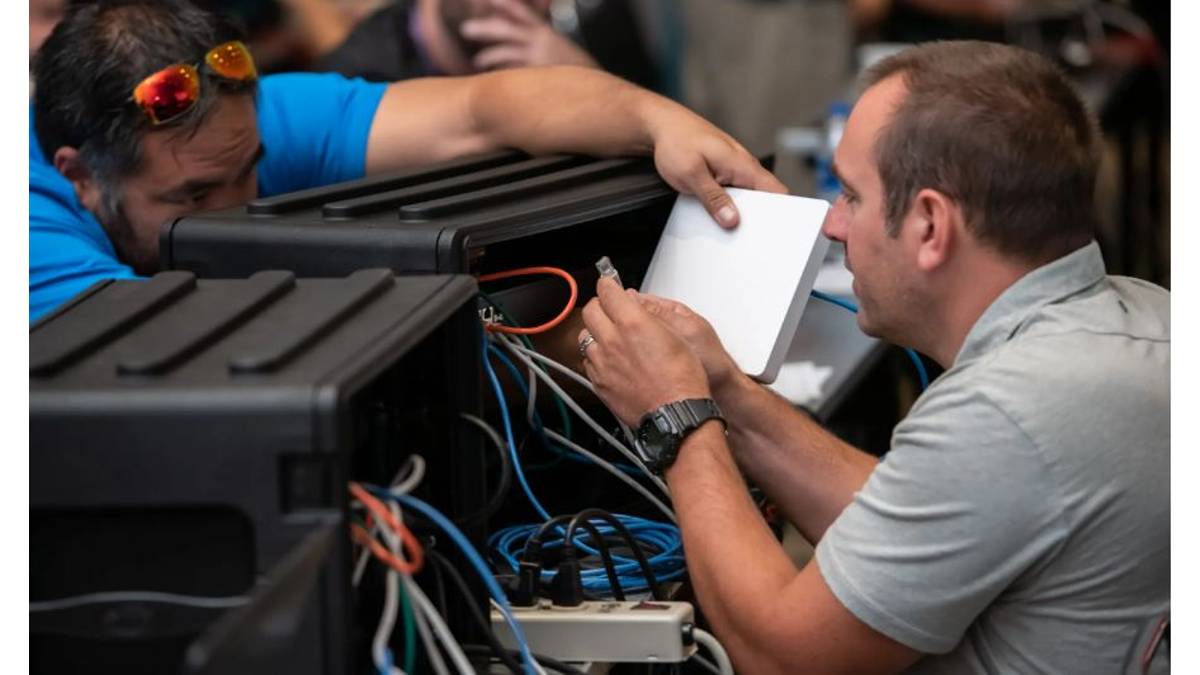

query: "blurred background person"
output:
286 0 661 89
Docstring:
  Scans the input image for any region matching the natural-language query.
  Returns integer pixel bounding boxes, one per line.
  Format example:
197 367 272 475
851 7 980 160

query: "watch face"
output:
637 413 671 458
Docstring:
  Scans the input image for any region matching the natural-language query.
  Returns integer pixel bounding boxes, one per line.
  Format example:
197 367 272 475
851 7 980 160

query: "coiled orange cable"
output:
477 266 578 335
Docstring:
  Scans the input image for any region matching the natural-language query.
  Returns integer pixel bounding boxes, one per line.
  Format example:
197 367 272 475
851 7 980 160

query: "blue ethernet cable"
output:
809 289 930 390
376 491 541 675
482 335 554 522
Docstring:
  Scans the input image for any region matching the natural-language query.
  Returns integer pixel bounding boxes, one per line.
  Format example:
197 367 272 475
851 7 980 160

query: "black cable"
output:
452 413 513 527
425 543 449 618
461 645 588 675
522 514 624 601
425 548 526 675
567 508 664 601
562 517 626 601
402 414 513 533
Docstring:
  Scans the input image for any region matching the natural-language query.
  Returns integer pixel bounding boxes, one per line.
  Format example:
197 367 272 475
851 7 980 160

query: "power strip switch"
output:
491 600 698 663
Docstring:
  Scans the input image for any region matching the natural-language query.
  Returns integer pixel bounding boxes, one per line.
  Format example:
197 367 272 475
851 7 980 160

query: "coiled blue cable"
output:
809 289 930 390
488 516 686 594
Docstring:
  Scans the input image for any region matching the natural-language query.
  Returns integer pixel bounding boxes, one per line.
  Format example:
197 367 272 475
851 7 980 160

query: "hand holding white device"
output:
639 188 831 383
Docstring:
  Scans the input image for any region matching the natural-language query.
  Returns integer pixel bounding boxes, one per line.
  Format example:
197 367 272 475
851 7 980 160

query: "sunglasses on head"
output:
131 41 257 126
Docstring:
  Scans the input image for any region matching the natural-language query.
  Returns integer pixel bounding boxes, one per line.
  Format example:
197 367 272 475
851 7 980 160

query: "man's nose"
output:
822 199 848 242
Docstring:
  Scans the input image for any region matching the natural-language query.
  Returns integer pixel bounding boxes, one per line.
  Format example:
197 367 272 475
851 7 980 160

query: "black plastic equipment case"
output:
29 269 483 675
163 151 753 322
164 151 672 278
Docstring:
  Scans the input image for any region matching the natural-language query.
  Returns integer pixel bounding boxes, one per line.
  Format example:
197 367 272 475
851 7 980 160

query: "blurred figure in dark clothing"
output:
297 0 661 90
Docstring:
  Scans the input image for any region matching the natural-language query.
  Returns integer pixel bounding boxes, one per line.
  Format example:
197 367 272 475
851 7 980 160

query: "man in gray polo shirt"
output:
575 41 1169 673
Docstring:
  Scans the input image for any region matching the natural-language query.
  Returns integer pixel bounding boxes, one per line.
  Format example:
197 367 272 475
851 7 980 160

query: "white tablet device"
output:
639 188 831 383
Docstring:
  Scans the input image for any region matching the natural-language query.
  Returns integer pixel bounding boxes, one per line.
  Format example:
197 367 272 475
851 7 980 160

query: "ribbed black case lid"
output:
30 270 477 390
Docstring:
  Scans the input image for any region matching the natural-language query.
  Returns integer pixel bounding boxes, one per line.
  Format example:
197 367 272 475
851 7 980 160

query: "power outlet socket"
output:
491 600 697 663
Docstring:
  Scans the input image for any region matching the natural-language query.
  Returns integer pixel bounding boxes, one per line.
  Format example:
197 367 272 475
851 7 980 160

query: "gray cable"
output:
30 591 249 612
543 427 676 523
404 575 475 675
497 335 669 496
693 628 734 675
692 653 722 675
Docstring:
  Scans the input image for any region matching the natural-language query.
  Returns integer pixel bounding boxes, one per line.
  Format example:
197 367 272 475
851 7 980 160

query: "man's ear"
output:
909 188 962 273
52 147 103 215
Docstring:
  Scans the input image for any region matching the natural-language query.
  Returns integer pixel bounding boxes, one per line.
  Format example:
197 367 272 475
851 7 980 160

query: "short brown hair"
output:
863 41 1099 265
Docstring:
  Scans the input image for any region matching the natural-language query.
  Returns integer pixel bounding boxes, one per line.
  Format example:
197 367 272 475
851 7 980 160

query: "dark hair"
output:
863 41 1100 265
32 0 255 185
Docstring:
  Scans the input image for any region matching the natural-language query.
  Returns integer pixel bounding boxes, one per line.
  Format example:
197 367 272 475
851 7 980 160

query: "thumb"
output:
694 173 740 229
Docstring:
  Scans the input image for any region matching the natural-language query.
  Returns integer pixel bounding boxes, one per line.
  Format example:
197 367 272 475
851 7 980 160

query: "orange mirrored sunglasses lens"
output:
132 65 200 125
205 41 257 80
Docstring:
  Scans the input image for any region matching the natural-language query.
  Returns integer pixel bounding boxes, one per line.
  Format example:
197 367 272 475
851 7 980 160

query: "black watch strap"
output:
638 398 726 475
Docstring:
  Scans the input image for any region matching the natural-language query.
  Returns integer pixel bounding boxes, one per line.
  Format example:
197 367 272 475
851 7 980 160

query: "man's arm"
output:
364 65 786 227
714 371 879 542
668 424 922 674
578 279 921 674
633 292 877 542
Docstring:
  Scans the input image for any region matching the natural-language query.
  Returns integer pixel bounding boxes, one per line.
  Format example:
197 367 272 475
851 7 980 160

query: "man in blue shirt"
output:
30 0 782 322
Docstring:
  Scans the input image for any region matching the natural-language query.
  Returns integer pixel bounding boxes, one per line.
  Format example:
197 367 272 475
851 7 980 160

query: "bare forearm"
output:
468 65 689 158
666 424 805 674
714 372 878 543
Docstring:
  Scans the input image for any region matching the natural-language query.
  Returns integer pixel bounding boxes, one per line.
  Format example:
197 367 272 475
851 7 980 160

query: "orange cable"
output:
477 266 578 335
348 482 424 574
350 523 422 575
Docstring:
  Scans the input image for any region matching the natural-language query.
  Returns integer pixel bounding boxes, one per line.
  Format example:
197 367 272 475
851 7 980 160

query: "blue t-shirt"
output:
29 72 388 322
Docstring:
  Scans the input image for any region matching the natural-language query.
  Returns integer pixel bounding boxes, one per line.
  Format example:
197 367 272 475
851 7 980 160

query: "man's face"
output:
102 94 261 273
821 75 921 342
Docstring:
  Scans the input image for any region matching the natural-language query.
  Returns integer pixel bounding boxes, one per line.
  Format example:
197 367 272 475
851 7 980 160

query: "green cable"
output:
398 577 416 675
349 512 418 673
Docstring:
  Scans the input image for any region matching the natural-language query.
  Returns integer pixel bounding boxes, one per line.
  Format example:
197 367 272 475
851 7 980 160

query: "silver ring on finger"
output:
578 333 597 359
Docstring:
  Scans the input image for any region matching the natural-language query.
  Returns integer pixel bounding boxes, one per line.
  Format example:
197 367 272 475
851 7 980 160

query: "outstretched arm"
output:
364 65 786 227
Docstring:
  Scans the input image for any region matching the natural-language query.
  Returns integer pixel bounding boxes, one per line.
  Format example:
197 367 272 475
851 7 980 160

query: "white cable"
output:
354 456 429 587
525 361 539 426
543 427 676 523
502 335 644 463
691 653 722 675
410 578 449 675
30 591 248 612
496 335 669 496
693 628 734 675
390 455 427 497
503 337 594 393
403 576 474 675
370 504 402 675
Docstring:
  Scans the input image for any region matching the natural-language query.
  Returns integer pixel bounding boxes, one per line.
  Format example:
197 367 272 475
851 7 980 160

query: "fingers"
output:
739 162 789 194
688 164 741 229
473 44 528 71
595 276 649 326
580 296 618 346
460 16 528 45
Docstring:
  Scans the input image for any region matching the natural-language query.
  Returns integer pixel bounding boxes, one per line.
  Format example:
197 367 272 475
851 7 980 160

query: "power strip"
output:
491 600 698 663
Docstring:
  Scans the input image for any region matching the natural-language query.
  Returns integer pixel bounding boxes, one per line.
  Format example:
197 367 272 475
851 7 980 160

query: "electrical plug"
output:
549 546 586 607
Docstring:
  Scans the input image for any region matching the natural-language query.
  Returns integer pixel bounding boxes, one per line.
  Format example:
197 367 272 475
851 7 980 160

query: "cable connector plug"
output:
511 559 542 607
549 546 585 607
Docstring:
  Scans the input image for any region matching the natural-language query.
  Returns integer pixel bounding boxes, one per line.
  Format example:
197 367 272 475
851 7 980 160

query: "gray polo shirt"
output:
815 242 1169 674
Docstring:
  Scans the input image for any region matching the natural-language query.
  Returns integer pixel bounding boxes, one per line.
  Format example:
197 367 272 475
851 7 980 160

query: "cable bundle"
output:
490 514 686 596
